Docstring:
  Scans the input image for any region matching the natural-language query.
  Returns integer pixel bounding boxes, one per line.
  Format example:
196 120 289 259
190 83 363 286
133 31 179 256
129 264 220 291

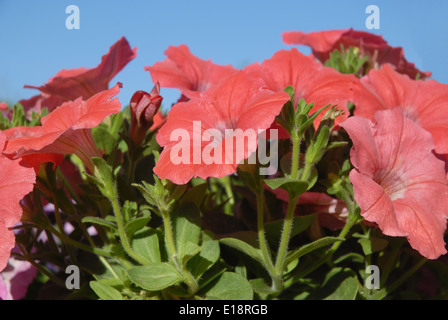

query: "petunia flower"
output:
19 37 136 114
268 188 348 230
244 48 356 131
145 44 238 100
0 132 36 272
340 107 448 259
154 71 290 185
0 256 37 300
129 83 164 146
3 84 122 172
353 64 448 154
282 28 431 79
150 110 167 131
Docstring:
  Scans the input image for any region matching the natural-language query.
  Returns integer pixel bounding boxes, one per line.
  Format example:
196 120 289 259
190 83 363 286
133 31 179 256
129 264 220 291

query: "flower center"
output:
401 106 420 124
375 169 406 201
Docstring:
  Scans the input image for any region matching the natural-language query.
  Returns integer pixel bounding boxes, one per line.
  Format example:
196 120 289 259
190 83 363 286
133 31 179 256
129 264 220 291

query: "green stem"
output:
56 167 82 204
222 175 235 207
161 209 178 263
387 257 427 294
380 240 404 287
99 256 121 280
46 224 112 258
110 195 148 265
291 134 300 180
275 193 300 275
300 161 312 182
15 246 66 288
53 197 77 264
293 189 357 279
269 131 302 290
53 199 64 234
160 208 199 296
255 187 277 287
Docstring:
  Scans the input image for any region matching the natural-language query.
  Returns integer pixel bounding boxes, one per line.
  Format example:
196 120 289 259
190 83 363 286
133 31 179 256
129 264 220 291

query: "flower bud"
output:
129 83 163 146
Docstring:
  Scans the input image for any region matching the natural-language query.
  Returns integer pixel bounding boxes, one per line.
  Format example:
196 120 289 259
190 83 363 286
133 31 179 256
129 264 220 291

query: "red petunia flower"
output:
244 48 356 131
150 110 166 131
340 107 448 259
282 28 431 79
154 71 290 185
353 64 448 154
0 132 36 272
145 44 238 100
129 83 164 146
4 84 122 172
19 37 136 114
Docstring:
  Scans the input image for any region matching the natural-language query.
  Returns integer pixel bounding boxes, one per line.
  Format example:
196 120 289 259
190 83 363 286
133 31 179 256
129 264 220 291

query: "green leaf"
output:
250 278 276 295
180 241 202 265
125 217 151 238
132 183 158 208
285 237 344 265
179 183 208 208
322 268 360 300
127 263 183 291
306 125 330 165
264 178 308 198
188 240 220 279
324 276 360 300
131 227 161 264
326 141 348 151
219 238 263 266
173 204 202 257
203 272 253 300
91 157 117 199
165 181 187 203
92 126 117 154
81 216 117 230
284 85 295 101
311 267 360 300
298 166 318 189
359 238 373 256
89 281 123 300
364 288 388 300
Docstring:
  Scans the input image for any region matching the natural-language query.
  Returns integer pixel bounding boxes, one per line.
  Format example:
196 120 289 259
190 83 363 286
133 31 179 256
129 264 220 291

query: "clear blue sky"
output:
0 0 447 110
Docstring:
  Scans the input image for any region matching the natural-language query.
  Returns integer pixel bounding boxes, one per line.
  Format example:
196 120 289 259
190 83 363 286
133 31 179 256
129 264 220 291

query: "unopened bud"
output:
130 83 163 146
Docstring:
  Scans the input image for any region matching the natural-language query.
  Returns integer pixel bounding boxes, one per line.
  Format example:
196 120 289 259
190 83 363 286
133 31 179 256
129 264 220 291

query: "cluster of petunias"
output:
146 29 448 260
0 38 135 296
1 28 448 299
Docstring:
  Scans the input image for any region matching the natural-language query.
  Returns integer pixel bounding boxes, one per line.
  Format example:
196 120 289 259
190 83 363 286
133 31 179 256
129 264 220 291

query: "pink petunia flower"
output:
0 132 36 272
353 64 448 154
244 48 357 132
19 37 136 114
268 188 348 230
0 256 37 300
282 28 431 79
154 71 290 185
3 84 122 172
145 44 238 100
340 107 448 259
